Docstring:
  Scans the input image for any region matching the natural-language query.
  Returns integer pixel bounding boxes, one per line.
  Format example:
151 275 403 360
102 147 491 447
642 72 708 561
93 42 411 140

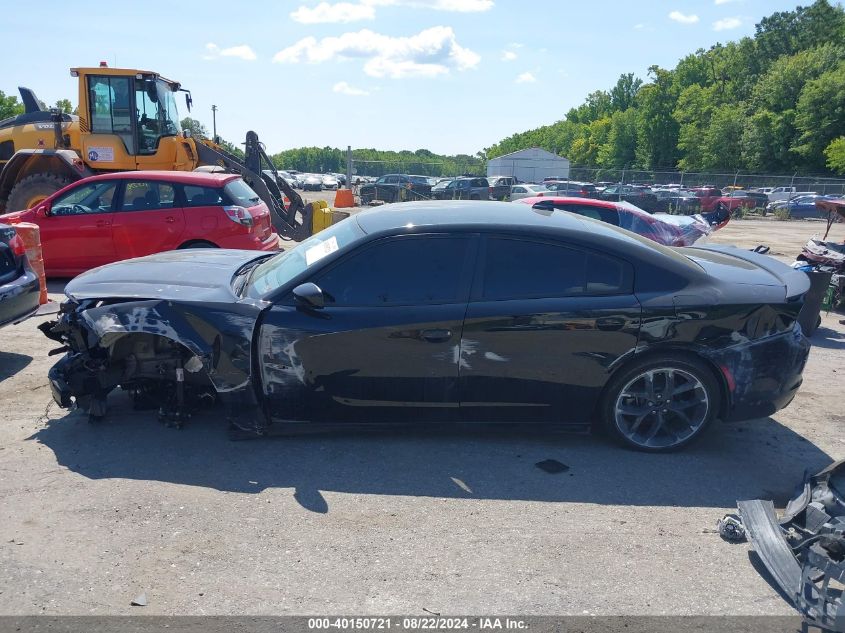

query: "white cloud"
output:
668 10 699 24
633 23 645 29
714 0 739 4
501 50 517 61
713 16 743 30
290 0 493 24
203 43 257 61
291 2 375 23
333 81 370 96
515 72 536 84
273 26 481 79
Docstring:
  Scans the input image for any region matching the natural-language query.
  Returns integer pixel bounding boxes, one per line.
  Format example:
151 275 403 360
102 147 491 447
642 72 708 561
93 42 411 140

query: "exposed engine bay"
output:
39 295 267 432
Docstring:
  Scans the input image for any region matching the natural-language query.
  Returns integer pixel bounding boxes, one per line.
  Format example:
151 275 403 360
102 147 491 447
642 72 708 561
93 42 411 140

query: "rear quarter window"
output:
224 179 261 206
182 185 225 207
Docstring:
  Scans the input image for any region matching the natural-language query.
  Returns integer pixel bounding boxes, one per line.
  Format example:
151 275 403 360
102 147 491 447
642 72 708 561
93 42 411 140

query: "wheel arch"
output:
178 239 219 249
0 150 93 202
596 345 731 425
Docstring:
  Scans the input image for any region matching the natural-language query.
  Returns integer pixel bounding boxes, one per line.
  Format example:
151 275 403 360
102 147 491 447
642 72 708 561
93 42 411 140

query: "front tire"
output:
7 173 73 211
600 354 719 452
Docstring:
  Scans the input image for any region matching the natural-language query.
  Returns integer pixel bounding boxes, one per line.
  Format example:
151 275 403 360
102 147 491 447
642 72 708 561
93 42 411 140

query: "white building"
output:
486 147 570 183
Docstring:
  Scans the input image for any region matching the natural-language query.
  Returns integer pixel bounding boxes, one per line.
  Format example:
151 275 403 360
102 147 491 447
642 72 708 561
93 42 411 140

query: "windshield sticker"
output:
305 236 339 266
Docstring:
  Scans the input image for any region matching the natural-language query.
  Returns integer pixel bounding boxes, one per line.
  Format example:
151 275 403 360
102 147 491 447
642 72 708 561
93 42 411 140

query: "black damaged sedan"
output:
42 201 811 452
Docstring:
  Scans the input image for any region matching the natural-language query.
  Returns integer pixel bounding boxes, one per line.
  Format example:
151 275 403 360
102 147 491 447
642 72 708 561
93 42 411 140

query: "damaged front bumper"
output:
735 461 845 631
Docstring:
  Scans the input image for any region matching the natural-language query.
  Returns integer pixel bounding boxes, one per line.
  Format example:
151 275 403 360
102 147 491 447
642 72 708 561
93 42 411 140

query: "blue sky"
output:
0 0 807 155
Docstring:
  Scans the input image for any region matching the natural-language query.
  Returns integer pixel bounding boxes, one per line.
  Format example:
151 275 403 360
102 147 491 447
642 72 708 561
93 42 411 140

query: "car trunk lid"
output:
681 244 811 300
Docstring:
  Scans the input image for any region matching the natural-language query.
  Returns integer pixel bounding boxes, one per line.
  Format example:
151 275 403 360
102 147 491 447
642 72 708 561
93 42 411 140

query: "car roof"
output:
352 200 701 272
69 170 241 187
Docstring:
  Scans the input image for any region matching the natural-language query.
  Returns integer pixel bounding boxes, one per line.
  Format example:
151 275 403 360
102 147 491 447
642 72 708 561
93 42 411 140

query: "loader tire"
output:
6 173 73 211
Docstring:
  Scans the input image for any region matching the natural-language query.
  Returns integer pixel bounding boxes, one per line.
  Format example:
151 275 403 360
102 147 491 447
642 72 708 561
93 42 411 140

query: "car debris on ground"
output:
722 460 845 631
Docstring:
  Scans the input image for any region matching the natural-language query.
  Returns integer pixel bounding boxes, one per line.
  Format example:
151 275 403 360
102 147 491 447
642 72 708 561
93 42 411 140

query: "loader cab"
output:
74 66 185 171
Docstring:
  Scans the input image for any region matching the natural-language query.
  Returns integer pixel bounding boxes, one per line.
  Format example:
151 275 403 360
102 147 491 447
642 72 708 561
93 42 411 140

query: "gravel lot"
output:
1 206 844 616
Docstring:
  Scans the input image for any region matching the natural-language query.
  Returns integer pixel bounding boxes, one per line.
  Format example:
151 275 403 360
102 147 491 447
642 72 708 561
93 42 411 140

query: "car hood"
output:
65 249 275 303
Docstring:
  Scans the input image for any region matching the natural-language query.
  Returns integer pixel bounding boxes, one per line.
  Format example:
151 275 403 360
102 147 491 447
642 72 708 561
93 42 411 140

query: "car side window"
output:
481 238 587 300
480 238 634 300
561 204 620 227
51 181 118 216
513 186 525 193
119 181 176 212
314 236 470 306
182 185 225 207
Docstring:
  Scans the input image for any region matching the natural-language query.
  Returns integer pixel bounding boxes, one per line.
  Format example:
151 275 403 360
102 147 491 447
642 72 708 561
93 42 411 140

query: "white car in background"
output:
510 183 550 201
321 174 339 190
302 174 324 191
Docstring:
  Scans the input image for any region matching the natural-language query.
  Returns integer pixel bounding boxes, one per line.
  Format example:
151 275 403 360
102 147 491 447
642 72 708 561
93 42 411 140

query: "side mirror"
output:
36 203 51 217
292 282 325 309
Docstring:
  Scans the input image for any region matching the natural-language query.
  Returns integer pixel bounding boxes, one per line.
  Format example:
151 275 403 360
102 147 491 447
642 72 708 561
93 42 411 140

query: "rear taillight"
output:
8 233 25 257
223 205 253 227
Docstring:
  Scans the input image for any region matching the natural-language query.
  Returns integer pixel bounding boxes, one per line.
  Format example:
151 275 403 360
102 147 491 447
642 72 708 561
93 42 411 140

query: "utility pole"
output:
211 105 218 143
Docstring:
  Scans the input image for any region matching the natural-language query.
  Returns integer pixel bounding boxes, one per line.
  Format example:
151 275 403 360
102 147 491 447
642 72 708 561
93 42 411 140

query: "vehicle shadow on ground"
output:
0 351 31 383
809 326 845 350
29 392 831 513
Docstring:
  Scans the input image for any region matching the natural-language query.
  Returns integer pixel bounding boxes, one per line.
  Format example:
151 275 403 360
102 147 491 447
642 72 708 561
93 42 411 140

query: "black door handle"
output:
420 328 452 343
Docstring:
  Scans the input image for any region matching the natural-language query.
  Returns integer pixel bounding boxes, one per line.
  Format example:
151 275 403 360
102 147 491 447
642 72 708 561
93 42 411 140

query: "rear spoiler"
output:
684 244 811 300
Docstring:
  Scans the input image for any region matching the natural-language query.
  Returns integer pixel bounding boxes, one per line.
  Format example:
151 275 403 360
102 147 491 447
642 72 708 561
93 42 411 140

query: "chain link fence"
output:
566 166 845 195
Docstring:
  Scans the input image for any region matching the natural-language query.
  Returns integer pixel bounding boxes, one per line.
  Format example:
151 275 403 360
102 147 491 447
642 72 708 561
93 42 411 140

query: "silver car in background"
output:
510 183 550 201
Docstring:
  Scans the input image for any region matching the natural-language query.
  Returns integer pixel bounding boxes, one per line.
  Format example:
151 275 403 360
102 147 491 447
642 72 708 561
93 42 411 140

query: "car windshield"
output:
410 176 430 185
528 185 549 192
247 218 365 298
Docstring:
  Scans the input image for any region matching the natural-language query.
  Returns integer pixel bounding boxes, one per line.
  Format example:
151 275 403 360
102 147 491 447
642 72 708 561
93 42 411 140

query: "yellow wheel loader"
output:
0 65 312 240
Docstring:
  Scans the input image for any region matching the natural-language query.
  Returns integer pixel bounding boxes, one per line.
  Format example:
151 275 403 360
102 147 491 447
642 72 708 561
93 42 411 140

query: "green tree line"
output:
269 146 484 177
483 0 845 175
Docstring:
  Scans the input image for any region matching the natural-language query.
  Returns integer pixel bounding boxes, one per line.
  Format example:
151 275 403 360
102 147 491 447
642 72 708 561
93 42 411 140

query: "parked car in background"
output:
652 189 702 215
767 194 834 212
510 184 550 201
709 190 762 215
691 187 724 212
598 185 660 212
0 222 39 328
45 200 811 452
516 196 724 246
768 186 817 202
544 181 598 198
302 174 323 191
359 174 433 204
321 174 339 190
488 176 517 201
431 179 454 199
432 177 489 200
770 196 830 219
0 172 280 277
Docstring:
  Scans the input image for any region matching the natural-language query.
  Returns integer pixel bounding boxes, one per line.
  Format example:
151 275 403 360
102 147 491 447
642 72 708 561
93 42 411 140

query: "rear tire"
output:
6 173 73 211
599 353 720 452
178 240 218 249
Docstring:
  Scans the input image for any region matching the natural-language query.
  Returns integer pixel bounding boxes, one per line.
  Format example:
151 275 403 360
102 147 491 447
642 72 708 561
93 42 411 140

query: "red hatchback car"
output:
0 171 280 276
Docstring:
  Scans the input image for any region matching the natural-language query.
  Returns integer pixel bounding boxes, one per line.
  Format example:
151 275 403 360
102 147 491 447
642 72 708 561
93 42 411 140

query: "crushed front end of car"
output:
726 461 845 631
40 294 269 433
